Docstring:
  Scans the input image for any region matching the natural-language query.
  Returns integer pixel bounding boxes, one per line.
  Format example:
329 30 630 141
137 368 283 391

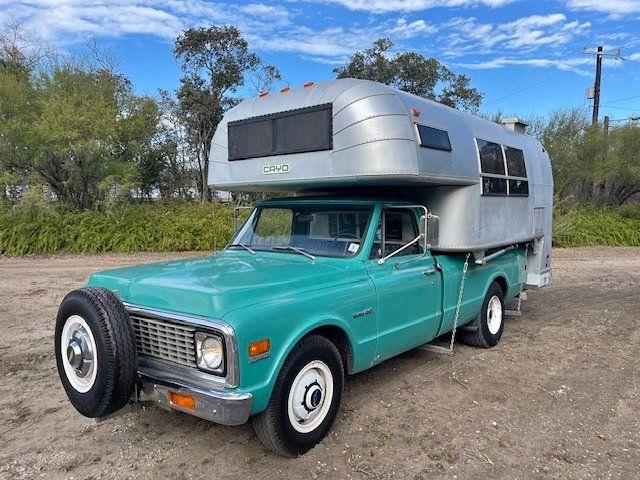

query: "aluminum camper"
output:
209 78 553 287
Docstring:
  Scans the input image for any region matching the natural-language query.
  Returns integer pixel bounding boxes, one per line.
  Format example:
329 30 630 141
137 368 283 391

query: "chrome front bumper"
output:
137 358 252 426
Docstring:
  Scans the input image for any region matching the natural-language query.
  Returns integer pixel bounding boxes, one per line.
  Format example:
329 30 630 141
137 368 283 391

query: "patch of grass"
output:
553 206 640 248
0 201 235 255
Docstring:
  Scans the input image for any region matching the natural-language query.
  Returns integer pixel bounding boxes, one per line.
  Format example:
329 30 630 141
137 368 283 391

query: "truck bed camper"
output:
54 78 554 459
209 78 553 287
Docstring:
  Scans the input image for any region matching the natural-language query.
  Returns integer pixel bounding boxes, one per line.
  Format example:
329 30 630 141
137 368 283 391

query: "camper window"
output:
227 104 332 161
504 146 527 178
509 179 529 196
416 124 452 151
481 177 508 196
477 139 506 175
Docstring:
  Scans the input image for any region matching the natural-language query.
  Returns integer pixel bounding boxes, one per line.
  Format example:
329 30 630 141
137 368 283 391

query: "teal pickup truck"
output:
55 196 527 456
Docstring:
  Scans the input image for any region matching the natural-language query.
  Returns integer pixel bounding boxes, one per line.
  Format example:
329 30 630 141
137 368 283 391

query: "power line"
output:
602 94 640 105
484 70 565 106
599 105 640 112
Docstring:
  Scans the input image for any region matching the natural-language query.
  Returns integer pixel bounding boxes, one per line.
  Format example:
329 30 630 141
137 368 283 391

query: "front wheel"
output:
55 287 137 418
460 282 505 348
252 335 344 457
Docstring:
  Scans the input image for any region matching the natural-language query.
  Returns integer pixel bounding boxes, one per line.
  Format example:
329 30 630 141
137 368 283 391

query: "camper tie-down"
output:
54 78 553 456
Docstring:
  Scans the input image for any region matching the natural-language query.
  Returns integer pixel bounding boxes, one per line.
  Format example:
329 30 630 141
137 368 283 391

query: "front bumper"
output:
137 358 252 426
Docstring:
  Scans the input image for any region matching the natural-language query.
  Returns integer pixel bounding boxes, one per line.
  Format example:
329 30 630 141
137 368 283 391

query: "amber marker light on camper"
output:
259 92 269 98
280 86 291 93
169 391 196 410
249 339 270 358
303 81 314 87
411 108 421 117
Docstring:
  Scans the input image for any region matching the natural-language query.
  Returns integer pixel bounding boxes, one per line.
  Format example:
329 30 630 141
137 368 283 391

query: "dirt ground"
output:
0 247 638 480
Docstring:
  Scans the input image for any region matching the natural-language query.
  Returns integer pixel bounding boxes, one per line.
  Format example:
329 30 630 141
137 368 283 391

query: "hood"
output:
86 251 347 320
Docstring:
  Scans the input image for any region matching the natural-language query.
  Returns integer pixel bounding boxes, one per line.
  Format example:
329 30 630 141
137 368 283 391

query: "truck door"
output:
366 208 442 363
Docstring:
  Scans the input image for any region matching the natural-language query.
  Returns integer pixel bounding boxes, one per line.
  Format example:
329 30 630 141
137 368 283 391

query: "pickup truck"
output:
55 196 527 456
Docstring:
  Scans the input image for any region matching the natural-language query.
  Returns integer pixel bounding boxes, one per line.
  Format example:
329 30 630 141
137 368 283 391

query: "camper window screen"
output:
227 104 332 161
417 125 452 151
477 139 505 175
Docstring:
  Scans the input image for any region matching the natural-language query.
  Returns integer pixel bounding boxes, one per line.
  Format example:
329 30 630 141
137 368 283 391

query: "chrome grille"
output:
129 314 197 368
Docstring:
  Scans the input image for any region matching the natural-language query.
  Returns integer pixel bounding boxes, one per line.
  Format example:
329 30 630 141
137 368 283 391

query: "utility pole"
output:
583 46 622 125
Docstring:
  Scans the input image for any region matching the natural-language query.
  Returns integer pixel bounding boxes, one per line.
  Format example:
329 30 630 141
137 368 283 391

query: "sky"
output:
1 0 640 122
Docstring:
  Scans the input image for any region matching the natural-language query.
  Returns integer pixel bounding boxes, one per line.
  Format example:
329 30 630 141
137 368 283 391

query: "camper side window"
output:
477 139 505 175
416 125 452 151
477 139 529 197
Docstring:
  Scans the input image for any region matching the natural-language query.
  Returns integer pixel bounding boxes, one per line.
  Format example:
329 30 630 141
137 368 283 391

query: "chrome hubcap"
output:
287 360 334 433
66 329 93 377
61 315 98 393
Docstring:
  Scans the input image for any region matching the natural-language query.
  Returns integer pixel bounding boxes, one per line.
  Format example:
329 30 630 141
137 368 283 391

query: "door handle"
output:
423 268 437 275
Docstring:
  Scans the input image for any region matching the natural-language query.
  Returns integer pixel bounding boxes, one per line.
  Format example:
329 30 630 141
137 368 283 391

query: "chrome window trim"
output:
123 303 239 388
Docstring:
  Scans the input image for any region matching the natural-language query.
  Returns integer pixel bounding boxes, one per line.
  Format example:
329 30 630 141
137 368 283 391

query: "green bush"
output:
553 206 640 248
0 202 235 255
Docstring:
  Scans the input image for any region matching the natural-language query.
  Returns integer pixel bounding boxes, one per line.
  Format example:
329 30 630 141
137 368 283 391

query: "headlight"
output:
195 332 224 373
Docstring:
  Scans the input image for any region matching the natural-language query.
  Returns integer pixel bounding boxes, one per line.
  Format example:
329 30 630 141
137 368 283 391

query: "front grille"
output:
129 314 197 368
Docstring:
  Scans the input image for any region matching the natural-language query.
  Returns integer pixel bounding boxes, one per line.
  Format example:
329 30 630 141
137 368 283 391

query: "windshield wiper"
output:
272 246 316 260
227 243 256 254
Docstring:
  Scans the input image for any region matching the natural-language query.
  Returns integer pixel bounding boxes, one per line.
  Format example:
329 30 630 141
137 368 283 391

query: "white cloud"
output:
0 1 290 45
565 0 640 15
312 0 517 14
441 13 590 57
456 56 593 75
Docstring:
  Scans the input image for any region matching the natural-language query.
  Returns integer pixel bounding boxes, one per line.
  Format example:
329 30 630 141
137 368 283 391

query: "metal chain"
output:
515 244 529 312
449 252 471 352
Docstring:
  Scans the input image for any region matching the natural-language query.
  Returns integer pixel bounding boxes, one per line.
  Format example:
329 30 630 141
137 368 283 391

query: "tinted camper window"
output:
509 179 529 196
417 125 452 151
482 177 508 196
228 104 332 161
477 139 505 175
504 146 527 178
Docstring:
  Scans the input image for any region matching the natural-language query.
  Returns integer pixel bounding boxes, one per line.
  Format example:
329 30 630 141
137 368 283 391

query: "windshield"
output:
230 205 373 258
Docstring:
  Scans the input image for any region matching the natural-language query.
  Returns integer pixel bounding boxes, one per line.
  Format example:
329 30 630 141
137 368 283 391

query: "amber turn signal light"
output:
169 391 196 410
249 338 271 357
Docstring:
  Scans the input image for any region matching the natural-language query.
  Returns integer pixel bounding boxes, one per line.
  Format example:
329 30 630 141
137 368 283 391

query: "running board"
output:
416 343 454 356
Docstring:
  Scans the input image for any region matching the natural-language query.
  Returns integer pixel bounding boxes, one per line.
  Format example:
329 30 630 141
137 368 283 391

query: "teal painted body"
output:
87 198 527 416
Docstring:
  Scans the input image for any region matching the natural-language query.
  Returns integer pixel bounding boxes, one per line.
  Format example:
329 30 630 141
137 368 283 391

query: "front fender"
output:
223 278 377 415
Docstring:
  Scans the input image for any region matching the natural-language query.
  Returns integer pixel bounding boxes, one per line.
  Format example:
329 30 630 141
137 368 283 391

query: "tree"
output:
334 38 482 112
530 110 640 206
0 24 43 201
173 25 279 201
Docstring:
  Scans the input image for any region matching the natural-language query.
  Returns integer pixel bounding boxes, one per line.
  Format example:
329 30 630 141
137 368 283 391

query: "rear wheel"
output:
252 335 344 457
460 282 504 348
55 287 137 418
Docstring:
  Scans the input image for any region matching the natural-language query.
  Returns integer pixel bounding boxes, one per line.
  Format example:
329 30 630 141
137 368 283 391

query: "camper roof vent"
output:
501 117 529 134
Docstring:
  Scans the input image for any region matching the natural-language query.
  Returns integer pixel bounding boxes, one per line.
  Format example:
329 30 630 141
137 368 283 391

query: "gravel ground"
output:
0 247 639 479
